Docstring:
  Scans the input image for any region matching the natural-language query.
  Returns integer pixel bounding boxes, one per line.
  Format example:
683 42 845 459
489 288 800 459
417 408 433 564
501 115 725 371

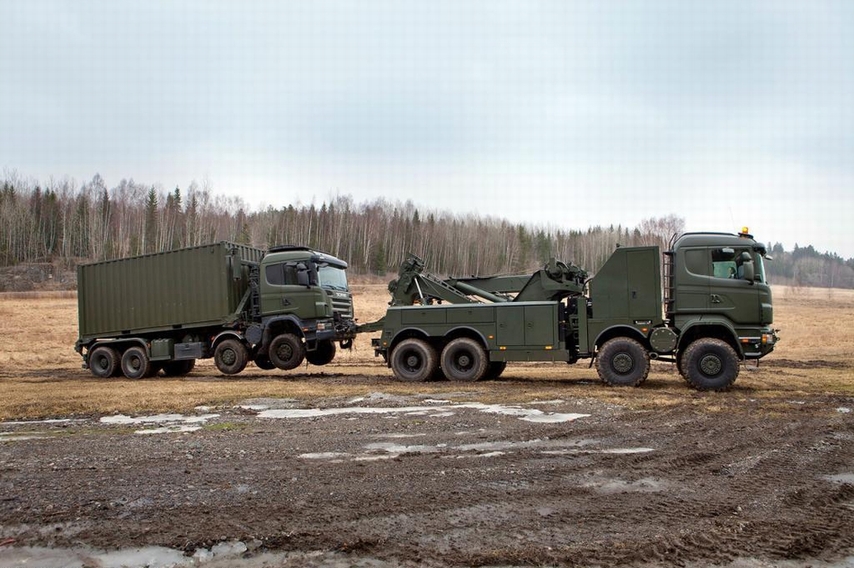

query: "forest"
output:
2 172 853 289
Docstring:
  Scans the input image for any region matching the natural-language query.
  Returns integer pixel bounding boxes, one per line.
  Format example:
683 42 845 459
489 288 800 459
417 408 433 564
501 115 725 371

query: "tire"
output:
253 355 275 370
390 338 437 382
681 338 740 391
268 333 305 370
483 361 507 381
306 340 336 366
441 337 488 382
121 346 152 379
214 339 248 375
162 360 196 376
596 337 650 387
89 346 119 378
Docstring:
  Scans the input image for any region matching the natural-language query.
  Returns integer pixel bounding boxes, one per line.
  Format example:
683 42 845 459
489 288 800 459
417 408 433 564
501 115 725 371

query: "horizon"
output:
2 2 852 257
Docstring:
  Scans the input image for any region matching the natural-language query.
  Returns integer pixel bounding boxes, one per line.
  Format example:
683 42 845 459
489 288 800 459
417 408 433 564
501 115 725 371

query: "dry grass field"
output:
3 283 854 567
1 283 852 421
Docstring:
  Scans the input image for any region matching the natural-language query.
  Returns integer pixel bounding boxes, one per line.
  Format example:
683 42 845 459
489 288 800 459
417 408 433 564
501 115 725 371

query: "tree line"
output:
1 172 852 288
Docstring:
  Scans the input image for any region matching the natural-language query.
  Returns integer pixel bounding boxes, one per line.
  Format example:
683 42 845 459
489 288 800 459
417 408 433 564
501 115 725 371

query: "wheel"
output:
89 346 119 378
441 338 488 382
306 340 336 366
214 339 248 375
121 346 152 379
390 338 437 382
596 337 650 387
268 333 305 370
483 361 507 381
162 360 195 376
681 338 740 391
253 354 275 370
676 352 690 383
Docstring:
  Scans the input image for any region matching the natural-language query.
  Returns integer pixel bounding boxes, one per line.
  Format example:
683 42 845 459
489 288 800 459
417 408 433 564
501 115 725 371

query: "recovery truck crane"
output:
368 229 778 391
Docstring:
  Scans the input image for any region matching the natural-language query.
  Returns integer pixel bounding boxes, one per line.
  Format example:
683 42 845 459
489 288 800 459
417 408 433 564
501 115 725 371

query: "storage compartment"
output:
175 342 204 360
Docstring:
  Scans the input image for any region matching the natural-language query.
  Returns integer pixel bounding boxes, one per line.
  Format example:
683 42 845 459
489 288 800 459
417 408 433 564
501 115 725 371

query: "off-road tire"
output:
681 338 740 391
441 337 489 382
306 340 336 366
483 361 507 381
596 337 651 387
253 354 275 370
269 333 305 370
89 346 119 378
214 339 248 375
162 360 196 376
121 346 152 379
390 338 437 382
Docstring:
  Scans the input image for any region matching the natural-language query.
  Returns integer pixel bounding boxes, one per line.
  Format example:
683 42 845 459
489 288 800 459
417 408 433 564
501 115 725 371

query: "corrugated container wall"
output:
77 242 265 340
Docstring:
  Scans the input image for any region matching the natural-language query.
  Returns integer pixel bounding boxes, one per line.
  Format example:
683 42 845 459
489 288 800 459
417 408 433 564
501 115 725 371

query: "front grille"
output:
331 294 354 319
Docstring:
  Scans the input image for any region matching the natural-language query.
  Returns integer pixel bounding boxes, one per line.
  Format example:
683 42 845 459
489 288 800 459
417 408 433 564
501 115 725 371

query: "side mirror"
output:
296 263 310 287
738 253 755 282
741 261 755 282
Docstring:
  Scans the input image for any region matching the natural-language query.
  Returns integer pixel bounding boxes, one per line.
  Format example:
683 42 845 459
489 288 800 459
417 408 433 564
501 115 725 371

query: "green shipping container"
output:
77 242 264 341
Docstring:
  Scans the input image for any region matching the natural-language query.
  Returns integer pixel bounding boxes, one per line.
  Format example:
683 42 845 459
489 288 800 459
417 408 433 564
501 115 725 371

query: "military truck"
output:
75 242 356 379
369 229 778 391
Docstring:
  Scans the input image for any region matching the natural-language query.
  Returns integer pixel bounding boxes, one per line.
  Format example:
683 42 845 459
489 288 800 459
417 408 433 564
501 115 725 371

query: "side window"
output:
283 264 298 285
265 262 300 286
265 263 285 285
711 247 747 279
685 249 709 276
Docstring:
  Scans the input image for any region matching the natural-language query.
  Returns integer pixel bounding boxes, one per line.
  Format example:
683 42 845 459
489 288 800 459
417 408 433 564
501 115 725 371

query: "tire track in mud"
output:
3 396 854 566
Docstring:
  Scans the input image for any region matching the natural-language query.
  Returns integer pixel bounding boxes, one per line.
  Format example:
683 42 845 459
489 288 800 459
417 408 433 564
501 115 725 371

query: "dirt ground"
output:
1 286 854 567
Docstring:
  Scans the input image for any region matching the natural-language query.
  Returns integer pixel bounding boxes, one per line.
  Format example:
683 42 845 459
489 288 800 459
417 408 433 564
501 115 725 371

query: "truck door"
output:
260 261 320 318
707 247 761 324
674 247 710 314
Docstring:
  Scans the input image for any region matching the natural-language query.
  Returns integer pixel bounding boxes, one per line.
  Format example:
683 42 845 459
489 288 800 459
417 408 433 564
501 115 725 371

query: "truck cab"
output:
260 246 354 322
667 230 776 363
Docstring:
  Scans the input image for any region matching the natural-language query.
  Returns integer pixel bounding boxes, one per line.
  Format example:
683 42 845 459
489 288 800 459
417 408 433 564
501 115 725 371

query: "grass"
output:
1 283 852 420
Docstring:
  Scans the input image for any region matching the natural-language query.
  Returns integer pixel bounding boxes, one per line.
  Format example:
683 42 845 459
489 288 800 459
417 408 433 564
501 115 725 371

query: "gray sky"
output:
2 1 852 257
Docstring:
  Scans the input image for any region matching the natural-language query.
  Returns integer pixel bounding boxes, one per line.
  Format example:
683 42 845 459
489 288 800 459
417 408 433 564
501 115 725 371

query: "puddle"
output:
541 447 655 456
2 418 85 426
298 437 649 462
581 476 667 494
100 413 219 434
0 432 50 442
258 402 589 424
823 473 854 484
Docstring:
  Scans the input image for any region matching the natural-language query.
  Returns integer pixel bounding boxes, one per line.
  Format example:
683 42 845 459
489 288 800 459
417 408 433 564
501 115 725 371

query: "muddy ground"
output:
2 370 854 567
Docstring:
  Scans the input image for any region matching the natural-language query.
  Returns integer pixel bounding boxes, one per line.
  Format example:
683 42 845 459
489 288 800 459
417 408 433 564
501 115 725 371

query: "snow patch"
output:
258 402 588 424
100 413 219 435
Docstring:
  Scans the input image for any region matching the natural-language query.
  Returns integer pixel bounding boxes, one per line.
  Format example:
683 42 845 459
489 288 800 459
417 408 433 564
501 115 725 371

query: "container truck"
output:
75 242 356 378
369 229 778 391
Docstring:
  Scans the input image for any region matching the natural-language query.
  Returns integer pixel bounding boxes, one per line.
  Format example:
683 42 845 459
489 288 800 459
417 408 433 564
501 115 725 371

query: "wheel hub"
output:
222 350 236 365
405 354 420 368
612 353 634 374
457 354 472 368
700 354 722 376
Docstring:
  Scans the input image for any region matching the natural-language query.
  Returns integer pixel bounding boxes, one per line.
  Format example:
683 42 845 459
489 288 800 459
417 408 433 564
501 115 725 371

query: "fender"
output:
592 324 648 350
211 330 244 348
674 317 744 357
389 326 433 350
87 337 148 355
259 315 306 349
440 325 490 349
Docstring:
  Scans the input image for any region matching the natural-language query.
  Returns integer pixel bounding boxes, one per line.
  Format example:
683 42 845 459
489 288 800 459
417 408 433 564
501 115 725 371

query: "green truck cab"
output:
370 229 778 391
75 242 356 379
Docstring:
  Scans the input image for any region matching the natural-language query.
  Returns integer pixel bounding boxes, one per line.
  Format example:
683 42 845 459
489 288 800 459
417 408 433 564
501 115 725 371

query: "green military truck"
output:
369 230 778 391
75 242 356 379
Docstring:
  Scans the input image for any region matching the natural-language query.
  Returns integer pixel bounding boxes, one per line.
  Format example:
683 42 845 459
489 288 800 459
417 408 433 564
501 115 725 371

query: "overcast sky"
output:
2 1 852 257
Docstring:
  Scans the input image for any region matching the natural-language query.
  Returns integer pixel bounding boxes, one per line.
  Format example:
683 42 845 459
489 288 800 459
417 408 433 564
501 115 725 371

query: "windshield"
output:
754 253 767 284
317 265 349 291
